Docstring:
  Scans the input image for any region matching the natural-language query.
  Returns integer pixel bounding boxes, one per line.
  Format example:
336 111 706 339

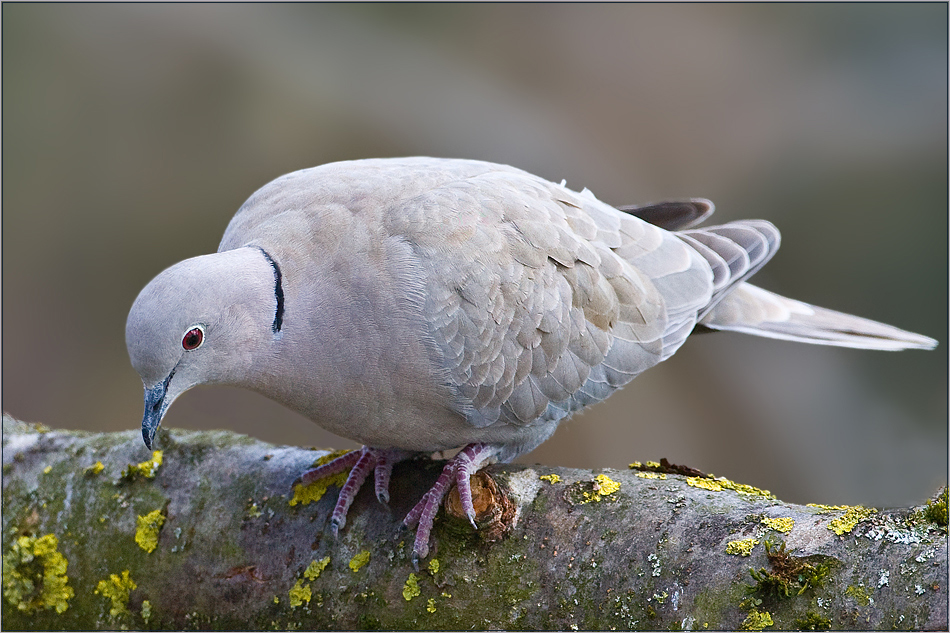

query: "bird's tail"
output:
699 282 937 351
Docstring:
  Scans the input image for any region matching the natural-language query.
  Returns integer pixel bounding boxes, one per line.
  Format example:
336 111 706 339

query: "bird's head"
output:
126 247 279 448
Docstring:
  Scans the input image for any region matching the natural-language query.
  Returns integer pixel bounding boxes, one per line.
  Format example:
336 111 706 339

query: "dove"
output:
126 157 937 562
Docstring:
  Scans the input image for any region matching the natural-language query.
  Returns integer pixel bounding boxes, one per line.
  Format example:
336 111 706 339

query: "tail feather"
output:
700 283 937 351
677 220 782 318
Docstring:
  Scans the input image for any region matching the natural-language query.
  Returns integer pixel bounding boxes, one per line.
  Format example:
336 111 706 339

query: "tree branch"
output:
2 415 946 630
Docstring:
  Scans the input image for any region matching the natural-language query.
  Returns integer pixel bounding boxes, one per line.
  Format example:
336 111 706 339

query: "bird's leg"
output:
403 443 498 564
452 443 497 527
329 449 377 534
373 449 412 504
294 449 361 487
293 446 411 533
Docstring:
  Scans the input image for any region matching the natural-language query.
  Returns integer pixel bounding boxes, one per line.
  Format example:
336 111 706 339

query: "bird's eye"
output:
182 326 204 351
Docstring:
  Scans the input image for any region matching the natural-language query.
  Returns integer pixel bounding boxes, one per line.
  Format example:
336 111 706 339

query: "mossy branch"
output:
2 415 946 631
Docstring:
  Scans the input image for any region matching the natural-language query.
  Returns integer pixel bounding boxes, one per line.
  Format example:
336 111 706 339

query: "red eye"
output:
182 327 204 351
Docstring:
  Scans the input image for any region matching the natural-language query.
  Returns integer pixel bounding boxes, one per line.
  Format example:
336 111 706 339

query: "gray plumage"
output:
126 157 936 561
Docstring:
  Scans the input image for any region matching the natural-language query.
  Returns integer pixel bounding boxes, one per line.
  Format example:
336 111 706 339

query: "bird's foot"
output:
403 443 498 566
294 446 411 533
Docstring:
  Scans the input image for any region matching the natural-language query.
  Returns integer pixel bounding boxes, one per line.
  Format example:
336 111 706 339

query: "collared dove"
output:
126 157 936 562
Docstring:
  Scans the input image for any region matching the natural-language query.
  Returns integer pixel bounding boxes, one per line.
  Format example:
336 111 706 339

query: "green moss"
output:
417 532 540 628
94 569 136 618
1 533 74 614
121 450 163 480
924 487 948 527
794 611 832 630
739 608 773 631
691 582 748 631
748 541 829 599
288 449 352 507
135 508 166 553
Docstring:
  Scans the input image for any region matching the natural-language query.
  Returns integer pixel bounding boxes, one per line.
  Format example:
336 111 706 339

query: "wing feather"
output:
386 162 717 430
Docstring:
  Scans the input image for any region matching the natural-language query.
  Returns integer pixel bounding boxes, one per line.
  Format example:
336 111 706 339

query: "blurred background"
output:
3 4 946 508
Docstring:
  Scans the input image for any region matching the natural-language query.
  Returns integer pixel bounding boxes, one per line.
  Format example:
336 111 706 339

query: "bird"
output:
126 157 937 563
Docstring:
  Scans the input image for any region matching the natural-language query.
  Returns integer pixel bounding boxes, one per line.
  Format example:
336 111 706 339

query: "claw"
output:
374 449 410 505
294 446 411 534
296 443 500 565
404 443 499 562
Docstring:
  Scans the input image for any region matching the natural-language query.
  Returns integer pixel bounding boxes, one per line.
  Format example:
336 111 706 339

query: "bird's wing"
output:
385 165 715 429
616 198 714 230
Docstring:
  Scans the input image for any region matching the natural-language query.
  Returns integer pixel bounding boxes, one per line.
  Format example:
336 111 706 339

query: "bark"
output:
2 415 946 631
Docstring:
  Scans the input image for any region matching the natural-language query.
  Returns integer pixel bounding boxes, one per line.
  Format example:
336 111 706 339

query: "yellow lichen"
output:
686 475 774 499
427 597 437 613
304 556 331 580
582 474 621 503
809 502 878 534
637 472 667 480
687 477 723 492
845 584 871 606
85 461 105 476
740 608 774 631
273 595 280 604
645 461 661 468
348 550 370 573
806 503 851 513
628 461 643 469
539 474 561 484
1 533 74 614
135 509 166 553
427 558 440 575
826 506 875 535
94 570 136 618
141 599 152 623
288 579 311 608
288 449 352 507
122 451 163 480
246 503 262 519
43 466 52 474
761 517 795 533
717 477 774 498
403 572 421 601
726 538 759 557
